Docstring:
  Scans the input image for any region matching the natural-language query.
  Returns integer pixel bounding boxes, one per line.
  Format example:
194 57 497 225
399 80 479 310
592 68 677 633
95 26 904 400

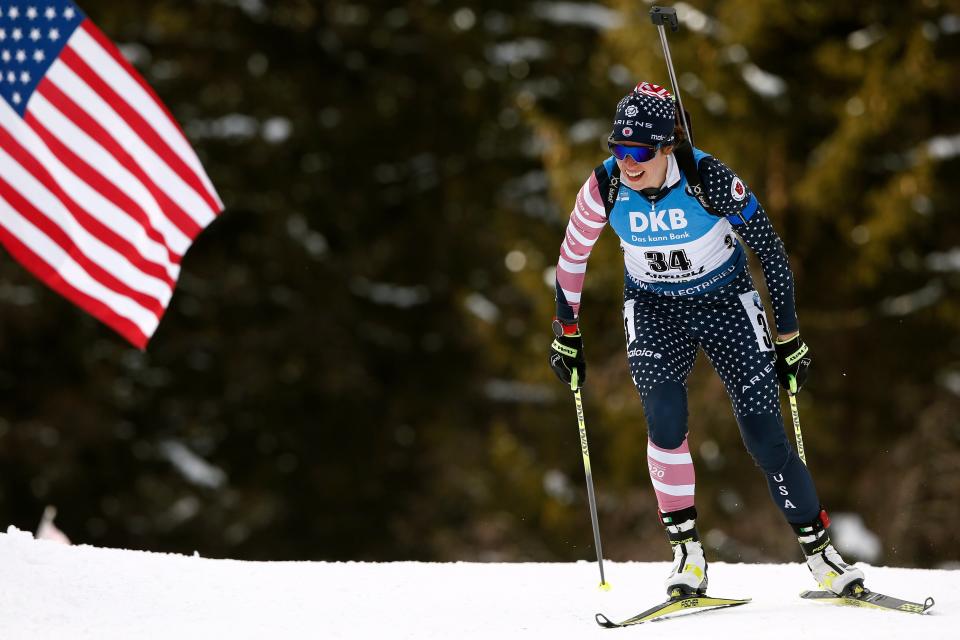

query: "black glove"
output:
774 335 811 394
549 319 585 390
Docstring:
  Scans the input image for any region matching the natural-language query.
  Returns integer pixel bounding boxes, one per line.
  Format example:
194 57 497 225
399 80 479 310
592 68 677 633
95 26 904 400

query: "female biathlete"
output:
548 82 864 597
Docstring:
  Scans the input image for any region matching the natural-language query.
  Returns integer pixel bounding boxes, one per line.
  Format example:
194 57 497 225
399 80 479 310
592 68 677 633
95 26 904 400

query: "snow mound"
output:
0 527 953 639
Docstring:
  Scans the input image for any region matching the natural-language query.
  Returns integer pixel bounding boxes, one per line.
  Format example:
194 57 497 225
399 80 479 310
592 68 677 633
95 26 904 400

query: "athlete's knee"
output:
642 381 688 449
737 412 791 473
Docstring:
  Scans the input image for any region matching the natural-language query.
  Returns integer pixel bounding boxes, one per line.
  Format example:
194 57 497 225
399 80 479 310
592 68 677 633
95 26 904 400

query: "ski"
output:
596 592 750 628
800 583 935 615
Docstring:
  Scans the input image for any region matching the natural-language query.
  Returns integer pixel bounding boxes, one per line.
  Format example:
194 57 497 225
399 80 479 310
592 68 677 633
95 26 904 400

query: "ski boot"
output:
660 506 708 596
792 509 865 595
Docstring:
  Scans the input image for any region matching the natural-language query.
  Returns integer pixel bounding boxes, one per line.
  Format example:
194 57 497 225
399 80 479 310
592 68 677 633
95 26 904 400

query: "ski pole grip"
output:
570 369 579 391
650 6 679 31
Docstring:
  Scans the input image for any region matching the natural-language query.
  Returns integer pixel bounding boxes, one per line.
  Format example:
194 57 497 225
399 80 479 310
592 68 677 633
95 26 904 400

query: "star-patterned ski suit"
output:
555 148 819 524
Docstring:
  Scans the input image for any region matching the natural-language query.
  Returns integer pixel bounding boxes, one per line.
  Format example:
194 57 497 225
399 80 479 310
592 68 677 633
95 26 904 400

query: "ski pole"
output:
787 375 807 465
649 6 694 145
570 370 611 591
649 6 809 463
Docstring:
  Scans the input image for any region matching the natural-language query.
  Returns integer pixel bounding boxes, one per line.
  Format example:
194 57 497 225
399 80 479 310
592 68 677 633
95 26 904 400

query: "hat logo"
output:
622 126 633 137
624 105 639 117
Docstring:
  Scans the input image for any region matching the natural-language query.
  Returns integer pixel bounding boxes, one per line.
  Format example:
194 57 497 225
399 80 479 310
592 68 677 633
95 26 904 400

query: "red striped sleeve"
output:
556 172 608 317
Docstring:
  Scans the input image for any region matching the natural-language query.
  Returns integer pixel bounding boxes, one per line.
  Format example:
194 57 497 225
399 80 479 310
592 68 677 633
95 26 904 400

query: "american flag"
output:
0 1 223 348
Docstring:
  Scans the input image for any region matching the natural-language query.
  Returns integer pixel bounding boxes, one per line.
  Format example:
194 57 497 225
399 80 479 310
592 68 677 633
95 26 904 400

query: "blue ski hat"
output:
610 82 677 146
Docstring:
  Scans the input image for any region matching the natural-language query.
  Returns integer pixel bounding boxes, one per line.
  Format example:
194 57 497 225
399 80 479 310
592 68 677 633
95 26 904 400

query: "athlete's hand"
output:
774 335 811 394
549 319 585 390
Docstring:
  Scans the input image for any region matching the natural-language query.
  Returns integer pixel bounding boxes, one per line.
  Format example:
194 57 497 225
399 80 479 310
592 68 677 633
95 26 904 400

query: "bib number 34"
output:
644 249 693 273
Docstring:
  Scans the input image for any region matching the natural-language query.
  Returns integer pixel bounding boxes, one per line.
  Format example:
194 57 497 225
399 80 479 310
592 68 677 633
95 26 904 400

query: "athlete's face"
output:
614 143 672 191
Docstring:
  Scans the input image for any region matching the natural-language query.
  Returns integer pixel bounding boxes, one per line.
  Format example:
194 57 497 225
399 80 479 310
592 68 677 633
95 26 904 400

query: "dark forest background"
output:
1 0 958 568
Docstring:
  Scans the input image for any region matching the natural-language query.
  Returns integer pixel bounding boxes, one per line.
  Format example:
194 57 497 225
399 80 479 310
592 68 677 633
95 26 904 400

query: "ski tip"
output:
595 613 618 628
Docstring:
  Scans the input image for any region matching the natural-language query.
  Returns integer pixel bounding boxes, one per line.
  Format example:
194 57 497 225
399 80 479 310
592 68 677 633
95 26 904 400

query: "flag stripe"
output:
59 42 221 217
0 144 169 313
0 191 158 342
77 22 222 209
25 111 182 280
47 60 213 232
0 177 166 320
36 74 202 242
0 217 148 347
0 110 174 302
29 86 194 256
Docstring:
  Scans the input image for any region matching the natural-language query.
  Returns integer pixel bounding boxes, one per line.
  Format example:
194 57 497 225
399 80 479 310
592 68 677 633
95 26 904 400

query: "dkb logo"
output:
629 209 688 233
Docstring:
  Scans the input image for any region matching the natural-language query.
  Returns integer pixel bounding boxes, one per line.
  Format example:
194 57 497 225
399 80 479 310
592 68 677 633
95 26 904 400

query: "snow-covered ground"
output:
0 526 954 639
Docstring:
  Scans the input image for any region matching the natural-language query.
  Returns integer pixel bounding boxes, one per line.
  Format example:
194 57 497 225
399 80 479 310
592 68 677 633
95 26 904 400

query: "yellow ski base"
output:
800 586 934 615
596 593 751 628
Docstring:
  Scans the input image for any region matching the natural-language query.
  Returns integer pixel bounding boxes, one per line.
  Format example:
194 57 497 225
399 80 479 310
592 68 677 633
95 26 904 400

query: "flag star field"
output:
0 2 83 115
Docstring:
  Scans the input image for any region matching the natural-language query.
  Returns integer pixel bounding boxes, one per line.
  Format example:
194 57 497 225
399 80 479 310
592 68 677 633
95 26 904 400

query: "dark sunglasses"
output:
608 141 660 163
